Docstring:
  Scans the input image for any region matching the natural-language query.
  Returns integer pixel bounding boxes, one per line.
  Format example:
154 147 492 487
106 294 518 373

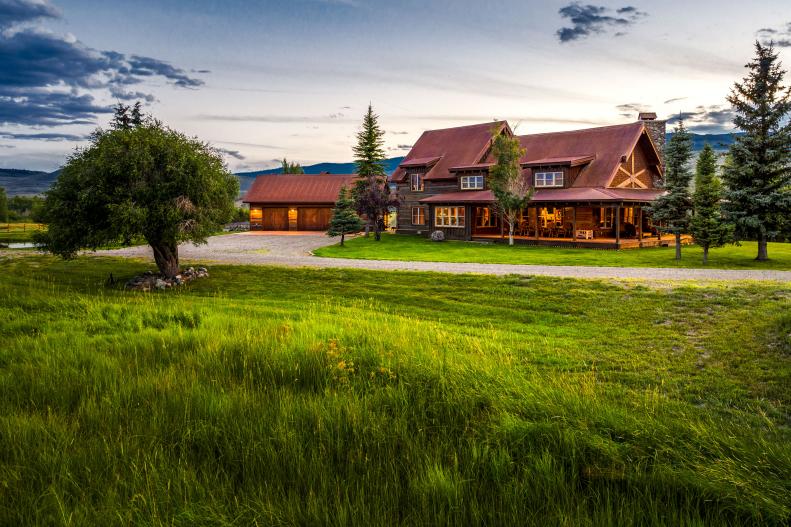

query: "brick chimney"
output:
638 112 666 170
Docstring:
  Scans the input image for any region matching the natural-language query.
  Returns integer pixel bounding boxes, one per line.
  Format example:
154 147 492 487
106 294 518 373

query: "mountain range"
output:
0 133 739 196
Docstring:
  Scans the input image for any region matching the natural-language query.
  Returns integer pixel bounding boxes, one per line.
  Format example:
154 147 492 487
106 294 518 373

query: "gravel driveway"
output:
100 232 791 283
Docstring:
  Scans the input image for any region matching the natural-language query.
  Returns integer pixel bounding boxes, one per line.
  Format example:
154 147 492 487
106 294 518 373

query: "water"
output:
2 242 40 249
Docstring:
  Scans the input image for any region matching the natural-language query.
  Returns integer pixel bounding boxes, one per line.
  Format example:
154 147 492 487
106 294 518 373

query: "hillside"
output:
0 169 60 197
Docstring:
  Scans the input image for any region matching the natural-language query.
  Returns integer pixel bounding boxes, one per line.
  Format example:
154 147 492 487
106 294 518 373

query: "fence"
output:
0 223 45 232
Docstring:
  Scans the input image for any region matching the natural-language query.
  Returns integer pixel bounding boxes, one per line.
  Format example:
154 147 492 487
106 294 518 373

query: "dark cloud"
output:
0 130 89 141
557 3 647 43
664 96 687 105
757 22 791 47
0 0 204 127
615 102 648 118
217 148 245 160
667 105 735 132
0 0 59 29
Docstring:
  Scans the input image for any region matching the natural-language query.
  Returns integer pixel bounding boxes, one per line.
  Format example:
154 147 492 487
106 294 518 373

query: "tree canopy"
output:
0 186 7 223
488 130 532 246
647 120 694 260
37 111 238 277
281 158 304 174
690 144 732 263
722 41 791 260
327 186 363 245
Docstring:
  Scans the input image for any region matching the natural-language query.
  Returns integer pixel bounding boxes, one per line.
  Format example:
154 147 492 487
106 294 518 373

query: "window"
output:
534 171 564 188
460 175 484 190
249 207 263 226
411 206 426 225
434 206 465 228
475 207 496 227
598 207 614 228
410 173 424 191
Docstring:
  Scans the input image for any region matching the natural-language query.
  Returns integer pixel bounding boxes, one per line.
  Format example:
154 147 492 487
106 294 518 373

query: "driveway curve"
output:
100 232 791 283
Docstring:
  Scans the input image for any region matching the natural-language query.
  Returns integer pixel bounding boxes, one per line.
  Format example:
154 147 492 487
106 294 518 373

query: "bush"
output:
430 230 445 242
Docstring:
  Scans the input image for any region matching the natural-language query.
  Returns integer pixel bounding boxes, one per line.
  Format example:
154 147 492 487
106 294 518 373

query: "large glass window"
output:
460 175 484 190
249 207 262 226
410 173 424 192
475 207 496 227
434 206 465 228
534 171 564 188
411 206 426 225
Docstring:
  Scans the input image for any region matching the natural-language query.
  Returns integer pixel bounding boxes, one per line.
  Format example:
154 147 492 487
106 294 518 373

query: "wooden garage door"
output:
297 207 332 230
261 208 289 230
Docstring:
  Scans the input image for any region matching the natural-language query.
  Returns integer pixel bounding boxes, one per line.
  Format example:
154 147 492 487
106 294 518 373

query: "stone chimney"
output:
638 112 666 170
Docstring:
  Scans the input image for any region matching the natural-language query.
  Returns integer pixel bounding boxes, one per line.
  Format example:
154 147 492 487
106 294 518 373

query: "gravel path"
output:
100 232 791 283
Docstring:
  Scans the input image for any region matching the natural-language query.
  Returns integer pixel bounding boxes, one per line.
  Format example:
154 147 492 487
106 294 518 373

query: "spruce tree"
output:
327 186 363 246
111 103 131 130
130 102 144 127
351 104 397 241
280 158 304 174
722 41 791 261
647 120 694 260
690 144 732 264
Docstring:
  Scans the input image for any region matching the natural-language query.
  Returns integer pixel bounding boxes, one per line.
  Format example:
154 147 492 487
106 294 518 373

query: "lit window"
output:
410 173 424 191
534 171 564 188
460 175 484 190
434 206 465 228
249 207 263 225
475 207 496 227
411 207 426 225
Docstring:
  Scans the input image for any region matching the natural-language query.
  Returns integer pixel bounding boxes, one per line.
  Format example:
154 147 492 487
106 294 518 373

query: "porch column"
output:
637 206 643 247
534 207 540 240
615 204 621 248
572 207 577 241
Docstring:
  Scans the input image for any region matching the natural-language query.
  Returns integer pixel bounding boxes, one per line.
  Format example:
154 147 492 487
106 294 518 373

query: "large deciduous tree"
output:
488 131 533 246
327 186 363 246
352 104 398 241
722 41 791 261
647 120 694 260
690 144 732 264
36 111 238 277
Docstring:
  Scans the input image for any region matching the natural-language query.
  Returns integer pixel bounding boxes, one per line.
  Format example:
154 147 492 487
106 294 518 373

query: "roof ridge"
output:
518 121 643 139
422 120 506 133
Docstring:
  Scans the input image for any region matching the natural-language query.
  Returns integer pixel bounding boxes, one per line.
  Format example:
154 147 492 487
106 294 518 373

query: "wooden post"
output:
572 207 577 241
534 207 540 240
615 205 621 248
637 206 643 247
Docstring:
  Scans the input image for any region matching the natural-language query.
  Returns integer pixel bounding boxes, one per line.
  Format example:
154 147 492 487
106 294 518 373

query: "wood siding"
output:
395 176 459 235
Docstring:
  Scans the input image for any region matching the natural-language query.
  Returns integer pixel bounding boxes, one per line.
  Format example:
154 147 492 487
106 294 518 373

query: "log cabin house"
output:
391 113 683 249
243 173 357 231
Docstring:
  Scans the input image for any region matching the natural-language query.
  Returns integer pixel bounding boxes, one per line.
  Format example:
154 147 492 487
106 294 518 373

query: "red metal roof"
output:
449 162 495 171
521 155 595 167
392 121 508 182
242 174 357 205
419 187 664 204
399 156 442 168
518 122 658 188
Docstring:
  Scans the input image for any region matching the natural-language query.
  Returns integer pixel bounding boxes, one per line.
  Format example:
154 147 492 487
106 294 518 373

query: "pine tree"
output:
351 104 397 241
647 120 694 260
131 102 144 127
722 41 791 261
690 144 732 264
281 158 304 174
327 186 363 245
0 185 7 224
111 103 131 130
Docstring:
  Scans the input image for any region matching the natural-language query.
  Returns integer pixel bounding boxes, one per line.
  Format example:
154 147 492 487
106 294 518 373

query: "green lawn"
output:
0 223 45 244
1 255 789 525
314 233 791 270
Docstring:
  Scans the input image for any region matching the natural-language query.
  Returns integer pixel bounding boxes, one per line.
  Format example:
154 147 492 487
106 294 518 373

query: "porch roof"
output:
418 187 664 204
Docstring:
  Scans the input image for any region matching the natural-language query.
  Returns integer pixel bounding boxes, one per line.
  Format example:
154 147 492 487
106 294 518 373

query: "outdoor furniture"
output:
576 229 594 240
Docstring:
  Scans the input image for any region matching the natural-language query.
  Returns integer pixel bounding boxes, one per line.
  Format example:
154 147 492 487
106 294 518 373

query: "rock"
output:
430 230 445 242
154 279 166 290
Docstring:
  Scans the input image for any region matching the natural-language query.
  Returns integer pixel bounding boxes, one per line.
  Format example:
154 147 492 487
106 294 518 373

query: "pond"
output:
1 242 41 249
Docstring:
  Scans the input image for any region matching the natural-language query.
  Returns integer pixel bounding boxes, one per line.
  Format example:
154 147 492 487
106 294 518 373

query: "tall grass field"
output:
0 254 789 525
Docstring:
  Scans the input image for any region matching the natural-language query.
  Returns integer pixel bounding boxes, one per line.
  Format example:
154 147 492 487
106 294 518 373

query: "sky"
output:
0 0 789 172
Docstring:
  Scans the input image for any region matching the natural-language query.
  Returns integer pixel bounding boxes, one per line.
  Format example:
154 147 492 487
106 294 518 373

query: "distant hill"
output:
0 132 744 196
235 157 405 193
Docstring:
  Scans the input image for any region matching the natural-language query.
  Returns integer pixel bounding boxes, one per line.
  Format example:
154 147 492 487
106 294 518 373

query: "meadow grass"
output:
0 223 45 243
0 254 789 525
314 233 791 270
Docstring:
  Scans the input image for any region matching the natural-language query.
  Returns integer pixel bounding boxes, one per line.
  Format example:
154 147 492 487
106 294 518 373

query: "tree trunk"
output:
508 223 514 246
340 233 345 246
374 218 381 241
675 232 682 260
703 245 709 265
756 232 769 261
150 240 180 278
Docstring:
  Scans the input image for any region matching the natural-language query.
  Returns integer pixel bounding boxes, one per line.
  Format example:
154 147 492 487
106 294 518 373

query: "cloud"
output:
667 104 735 132
389 130 409 135
0 130 89 141
216 147 245 160
757 22 791 47
663 96 687 105
199 114 355 123
556 3 647 43
0 0 59 29
615 102 649 118
0 0 204 127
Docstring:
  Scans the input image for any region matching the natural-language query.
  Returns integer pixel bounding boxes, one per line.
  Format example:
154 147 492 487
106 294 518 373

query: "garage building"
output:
243 174 358 231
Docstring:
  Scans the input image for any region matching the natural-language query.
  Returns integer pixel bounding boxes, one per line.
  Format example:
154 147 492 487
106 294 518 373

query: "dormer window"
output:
460 175 484 190
410 173 424 192
535 171 564 188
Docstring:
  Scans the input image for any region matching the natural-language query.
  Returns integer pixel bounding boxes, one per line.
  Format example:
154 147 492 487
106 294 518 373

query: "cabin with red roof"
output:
392 113 678 248
243 174 357 230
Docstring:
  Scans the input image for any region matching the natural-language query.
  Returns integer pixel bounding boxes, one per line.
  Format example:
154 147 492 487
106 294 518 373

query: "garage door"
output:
261 208 289 230
297 207 332 230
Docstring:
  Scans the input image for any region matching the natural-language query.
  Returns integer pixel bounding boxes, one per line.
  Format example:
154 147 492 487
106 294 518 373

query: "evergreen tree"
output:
111 103 131 130
488 131 533 246
327 186 363 245
647 120 694 260
131 102 144 127
0 185 7 223
722 41 791 261
690 144 732 264
281 158 304 174
351 104 397 241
